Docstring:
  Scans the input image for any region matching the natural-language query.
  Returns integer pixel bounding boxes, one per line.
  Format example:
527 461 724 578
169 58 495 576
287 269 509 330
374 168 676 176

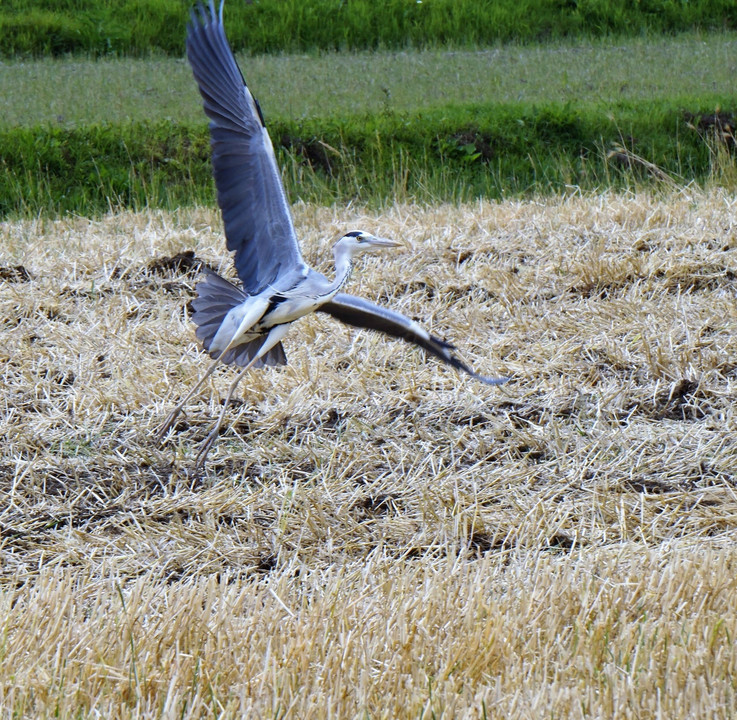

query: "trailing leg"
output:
195 323 292 467
155 355 224 442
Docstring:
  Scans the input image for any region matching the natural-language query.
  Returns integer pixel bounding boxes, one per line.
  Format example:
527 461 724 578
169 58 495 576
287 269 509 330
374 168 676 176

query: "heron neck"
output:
330 248 354 294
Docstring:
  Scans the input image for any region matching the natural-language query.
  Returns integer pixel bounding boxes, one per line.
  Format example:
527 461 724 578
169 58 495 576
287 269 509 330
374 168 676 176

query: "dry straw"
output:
1 190 736 717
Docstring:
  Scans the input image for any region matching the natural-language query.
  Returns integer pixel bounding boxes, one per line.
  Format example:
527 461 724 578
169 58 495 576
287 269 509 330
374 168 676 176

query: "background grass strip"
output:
3 34 736 128
1 0 735 57
2 101 734 217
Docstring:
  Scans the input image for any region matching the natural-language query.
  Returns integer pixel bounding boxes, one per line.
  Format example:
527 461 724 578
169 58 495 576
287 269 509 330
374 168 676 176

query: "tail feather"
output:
193 304 236 332
222 338 286 367
191 268 288 368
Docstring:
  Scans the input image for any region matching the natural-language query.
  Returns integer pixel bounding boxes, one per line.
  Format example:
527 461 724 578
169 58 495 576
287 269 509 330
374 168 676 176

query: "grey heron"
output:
157 1 509 466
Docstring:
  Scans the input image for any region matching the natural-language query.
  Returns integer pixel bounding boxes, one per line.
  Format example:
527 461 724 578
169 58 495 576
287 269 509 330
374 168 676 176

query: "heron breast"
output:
259 294 324 328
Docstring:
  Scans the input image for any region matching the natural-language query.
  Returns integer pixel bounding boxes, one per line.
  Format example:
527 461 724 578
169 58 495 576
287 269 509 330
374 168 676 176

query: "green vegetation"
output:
2 101 733 217
1 20 734 217
0 0 735 57
3 33 736 128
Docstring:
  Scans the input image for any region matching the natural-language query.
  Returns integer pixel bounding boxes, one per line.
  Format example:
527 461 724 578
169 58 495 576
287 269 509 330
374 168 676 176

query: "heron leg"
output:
195 323 291 468
194 358 255 468
156 328 255 443
157 298 273 442
154 356 226 442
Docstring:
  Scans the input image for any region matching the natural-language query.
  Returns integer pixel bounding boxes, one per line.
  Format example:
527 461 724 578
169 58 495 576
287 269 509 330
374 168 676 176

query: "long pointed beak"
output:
365 235 402 248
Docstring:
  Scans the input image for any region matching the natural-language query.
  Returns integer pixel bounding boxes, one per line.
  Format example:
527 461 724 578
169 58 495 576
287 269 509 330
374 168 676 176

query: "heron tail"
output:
190 269 288 368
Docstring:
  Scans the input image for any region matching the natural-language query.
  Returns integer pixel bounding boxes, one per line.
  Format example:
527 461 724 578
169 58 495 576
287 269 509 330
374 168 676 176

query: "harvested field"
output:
1 190 737 717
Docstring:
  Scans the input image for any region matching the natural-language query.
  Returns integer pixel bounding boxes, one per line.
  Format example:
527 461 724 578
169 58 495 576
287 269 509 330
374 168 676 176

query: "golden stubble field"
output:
1 190 737 718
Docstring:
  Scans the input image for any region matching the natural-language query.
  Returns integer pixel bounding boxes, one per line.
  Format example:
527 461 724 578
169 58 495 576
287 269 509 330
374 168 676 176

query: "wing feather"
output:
318 293 509 385
186 1 306 294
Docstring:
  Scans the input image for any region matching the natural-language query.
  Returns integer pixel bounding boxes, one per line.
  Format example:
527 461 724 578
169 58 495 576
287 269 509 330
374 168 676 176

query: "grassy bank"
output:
2 34 733 217
1 0 735 57
2 101 734 217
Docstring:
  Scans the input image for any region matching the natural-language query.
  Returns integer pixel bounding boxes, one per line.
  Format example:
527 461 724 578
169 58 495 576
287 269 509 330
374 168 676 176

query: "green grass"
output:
2 34 734 216
2 33 735 128
1 0 735 57
1 101 733 217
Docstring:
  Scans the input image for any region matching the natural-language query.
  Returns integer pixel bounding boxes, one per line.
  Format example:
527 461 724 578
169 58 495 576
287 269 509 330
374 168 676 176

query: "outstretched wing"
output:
186 1 306 294
318 293 509 385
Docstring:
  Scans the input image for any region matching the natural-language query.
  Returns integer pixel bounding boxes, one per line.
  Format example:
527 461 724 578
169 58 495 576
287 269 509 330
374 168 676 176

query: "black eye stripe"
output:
344 231 363 238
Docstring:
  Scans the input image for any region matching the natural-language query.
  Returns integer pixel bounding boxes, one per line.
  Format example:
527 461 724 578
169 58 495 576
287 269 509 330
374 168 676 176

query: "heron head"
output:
335 230 401 258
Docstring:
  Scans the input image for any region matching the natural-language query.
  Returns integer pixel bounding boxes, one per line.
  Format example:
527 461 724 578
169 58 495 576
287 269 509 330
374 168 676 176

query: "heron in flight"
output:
157 1 508 465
